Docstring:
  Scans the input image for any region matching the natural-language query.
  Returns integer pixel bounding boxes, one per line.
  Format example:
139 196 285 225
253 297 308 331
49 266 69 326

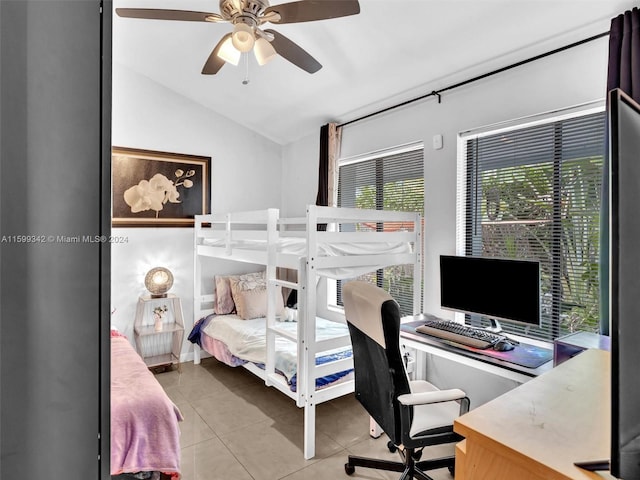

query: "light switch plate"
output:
433 134 443 150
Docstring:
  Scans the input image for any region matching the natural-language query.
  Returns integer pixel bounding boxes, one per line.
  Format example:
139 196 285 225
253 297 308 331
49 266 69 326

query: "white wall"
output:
280 130 319 217
111 64 282 358
281 36 610 405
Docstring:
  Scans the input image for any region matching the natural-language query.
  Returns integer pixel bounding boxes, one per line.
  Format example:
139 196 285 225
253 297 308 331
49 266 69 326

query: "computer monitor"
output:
439 255 541 331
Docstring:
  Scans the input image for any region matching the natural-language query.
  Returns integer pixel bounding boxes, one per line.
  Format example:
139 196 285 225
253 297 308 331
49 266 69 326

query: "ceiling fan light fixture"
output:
217 36 241 65
231 23 255 52
254 37 276 65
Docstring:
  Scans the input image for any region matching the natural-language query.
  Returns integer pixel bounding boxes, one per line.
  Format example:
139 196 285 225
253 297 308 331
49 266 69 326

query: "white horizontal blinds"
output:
337 147 424 316
464 111 606 341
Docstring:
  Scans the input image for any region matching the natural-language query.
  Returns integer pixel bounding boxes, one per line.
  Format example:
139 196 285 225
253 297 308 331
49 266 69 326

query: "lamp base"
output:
150 293 168 299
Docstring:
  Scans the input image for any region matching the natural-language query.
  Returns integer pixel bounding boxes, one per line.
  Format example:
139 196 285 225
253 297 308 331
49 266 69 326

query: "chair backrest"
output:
343 281 411 445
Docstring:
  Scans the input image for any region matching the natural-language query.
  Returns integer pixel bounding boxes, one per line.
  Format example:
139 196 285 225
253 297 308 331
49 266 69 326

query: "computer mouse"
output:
493 340 515 352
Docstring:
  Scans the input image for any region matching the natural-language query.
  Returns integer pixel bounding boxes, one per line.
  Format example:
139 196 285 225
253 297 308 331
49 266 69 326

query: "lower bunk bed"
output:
189 308 356 460
190 313 354 393
111 330 183 479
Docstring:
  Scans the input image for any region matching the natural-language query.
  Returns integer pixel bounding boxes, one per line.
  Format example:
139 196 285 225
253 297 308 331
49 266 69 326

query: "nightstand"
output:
133 294 184 370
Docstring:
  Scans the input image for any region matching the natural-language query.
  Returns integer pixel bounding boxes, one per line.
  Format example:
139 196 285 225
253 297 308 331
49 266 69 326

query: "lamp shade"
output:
231 23 255 52
145 267 174 298
254 37 276 66
217 36 241 65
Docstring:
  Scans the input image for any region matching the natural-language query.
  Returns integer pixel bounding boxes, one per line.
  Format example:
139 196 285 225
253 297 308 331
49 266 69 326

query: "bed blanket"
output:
201 315 352 383
111 336 183 477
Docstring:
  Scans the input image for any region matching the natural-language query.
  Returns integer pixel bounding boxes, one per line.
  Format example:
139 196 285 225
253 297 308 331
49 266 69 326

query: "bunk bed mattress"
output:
200 315 353 390
111 332 183 478
202 237 413 278
203 237 410 255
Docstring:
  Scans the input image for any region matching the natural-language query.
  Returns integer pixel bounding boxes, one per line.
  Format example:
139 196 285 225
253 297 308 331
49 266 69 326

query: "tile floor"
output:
154 358 456 480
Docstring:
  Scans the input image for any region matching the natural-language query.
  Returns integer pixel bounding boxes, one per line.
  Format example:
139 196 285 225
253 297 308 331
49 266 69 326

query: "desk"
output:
453 349 614 480
400 316 553 384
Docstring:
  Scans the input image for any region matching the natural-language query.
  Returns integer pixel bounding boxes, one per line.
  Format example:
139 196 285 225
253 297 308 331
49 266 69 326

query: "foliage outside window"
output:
337 146 424 316
462 109 606 341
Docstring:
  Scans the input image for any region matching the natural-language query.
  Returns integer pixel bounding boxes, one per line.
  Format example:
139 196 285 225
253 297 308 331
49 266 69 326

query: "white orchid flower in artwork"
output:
149 173 181 204
123 179 164 213
124 173 181 217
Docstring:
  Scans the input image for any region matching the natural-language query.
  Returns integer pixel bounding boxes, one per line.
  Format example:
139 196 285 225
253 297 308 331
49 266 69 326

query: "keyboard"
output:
416 319 504 349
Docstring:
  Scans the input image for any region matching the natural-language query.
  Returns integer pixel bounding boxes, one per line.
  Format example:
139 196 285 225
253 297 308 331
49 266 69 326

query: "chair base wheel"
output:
387 441 397 453
345 463 355 475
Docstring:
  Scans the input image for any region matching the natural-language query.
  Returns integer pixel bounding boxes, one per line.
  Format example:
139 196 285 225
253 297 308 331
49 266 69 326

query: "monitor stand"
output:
574 459 610 472
486 318 502 333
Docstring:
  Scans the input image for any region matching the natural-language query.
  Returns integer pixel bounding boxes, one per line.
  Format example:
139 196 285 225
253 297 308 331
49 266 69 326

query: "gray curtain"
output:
600 7 640 335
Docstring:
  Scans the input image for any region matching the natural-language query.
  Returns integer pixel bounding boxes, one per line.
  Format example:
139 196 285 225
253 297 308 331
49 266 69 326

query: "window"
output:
336 144 424 316
460 107 606 341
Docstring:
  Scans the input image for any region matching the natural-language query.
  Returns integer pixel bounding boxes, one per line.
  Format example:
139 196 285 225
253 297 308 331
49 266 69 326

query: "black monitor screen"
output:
440 255 540 327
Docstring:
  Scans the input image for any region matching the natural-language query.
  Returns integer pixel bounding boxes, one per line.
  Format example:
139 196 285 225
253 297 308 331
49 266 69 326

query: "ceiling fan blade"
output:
202 34 231 75
264 29 321 73
115 8 226 23
263 0 360 24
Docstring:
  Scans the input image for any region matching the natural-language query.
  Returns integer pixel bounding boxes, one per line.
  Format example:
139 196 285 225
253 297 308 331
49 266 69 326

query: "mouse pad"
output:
475 340 553 368
401 321 553 369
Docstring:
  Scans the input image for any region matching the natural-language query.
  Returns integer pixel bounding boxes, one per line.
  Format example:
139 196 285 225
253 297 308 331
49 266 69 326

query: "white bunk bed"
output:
192 205 422 459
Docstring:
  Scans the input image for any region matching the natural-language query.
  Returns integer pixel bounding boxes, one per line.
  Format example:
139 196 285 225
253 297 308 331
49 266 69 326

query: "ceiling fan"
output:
116 0 360 75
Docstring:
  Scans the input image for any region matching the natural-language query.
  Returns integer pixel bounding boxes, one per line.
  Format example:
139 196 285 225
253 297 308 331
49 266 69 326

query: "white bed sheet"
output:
202 237 412 279
202 315 351 382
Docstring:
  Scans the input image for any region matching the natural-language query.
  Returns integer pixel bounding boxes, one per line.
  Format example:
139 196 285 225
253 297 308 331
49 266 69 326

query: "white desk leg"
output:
412 348 427 380
370 417 383 438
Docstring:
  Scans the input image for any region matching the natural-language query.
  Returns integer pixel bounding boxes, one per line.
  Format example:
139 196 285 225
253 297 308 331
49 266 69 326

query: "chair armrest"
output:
397 388 466 406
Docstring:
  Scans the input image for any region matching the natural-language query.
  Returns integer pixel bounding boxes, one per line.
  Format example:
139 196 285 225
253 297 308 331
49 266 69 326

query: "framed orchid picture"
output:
112 147 211 227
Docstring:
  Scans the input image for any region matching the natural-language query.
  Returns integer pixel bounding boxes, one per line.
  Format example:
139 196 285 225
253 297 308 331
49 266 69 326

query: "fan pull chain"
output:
242 53 250 85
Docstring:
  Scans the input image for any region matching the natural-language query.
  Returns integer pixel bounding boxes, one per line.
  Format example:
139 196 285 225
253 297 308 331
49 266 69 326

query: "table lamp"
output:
144 267 173 298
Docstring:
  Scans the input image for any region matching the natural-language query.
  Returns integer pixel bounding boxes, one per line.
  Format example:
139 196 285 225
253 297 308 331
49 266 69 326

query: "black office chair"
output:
342 281 470 480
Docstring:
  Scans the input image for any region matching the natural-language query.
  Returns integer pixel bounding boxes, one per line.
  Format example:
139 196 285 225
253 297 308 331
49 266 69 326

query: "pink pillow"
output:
229 274 284 320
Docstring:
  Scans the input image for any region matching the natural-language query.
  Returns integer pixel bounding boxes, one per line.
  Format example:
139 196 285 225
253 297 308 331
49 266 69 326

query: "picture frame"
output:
112 147 211 227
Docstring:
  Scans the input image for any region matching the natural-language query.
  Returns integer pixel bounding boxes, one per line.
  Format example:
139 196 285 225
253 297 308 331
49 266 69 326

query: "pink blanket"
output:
111 335 183 477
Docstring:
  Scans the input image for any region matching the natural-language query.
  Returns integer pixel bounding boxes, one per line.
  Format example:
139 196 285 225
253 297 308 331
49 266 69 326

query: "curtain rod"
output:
338 31 610 128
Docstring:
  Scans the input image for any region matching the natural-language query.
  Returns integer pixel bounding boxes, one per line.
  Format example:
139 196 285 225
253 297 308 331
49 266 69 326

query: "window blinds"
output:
462 111 606 341
337 146 424 316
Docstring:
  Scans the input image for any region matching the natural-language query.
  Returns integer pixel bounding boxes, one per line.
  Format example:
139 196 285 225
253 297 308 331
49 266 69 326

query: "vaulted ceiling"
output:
113 0 633 145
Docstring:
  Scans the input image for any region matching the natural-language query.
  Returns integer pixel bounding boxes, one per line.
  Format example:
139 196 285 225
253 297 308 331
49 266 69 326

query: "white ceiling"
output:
113 0 633 145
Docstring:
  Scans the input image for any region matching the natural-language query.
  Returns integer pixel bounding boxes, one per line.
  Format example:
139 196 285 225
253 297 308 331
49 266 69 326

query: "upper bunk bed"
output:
192 205 422 459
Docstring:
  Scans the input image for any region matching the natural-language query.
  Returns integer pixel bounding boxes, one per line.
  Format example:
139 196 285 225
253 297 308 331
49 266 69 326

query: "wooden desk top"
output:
454 348 614 480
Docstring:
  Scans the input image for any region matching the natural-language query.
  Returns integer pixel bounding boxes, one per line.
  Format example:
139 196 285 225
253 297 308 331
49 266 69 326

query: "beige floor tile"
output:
280 449 384 480
176 402 218 449
315 395 372 448
218 413 343 480
180 436 253 480
191 377 297 434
